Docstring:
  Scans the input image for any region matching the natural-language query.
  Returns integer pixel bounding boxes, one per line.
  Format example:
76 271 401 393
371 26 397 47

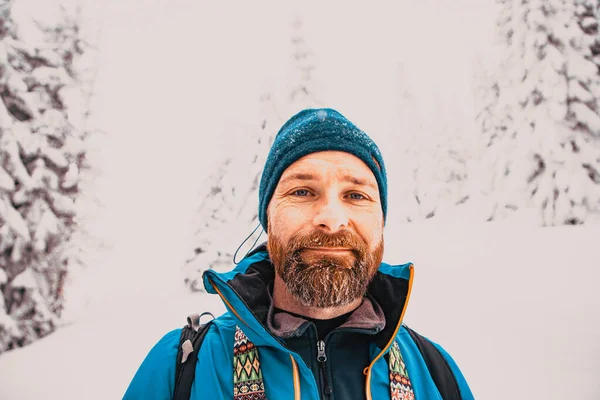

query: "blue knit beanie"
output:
258 108 387 231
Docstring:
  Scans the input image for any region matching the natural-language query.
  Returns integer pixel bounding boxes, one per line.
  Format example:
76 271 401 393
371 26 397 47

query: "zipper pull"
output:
317 340 327 362
317 340 332 395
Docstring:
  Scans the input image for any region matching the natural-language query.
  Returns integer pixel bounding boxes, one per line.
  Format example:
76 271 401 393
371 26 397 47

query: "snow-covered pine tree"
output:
182 94 281 291
184 16 322 290
0 1 91 352
479 0 600 225
393 63 477 223
286 16 322 111
391 65 427 223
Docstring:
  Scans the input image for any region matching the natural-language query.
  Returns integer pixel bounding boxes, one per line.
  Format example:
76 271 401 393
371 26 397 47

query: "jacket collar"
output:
267 291 386 339
203 247 413 351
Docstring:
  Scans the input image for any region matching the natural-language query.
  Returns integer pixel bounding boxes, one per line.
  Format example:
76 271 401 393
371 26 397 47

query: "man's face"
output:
267 151 384 308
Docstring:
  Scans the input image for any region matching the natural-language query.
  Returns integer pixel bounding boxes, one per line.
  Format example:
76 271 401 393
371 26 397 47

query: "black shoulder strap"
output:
173 313 215 400
404 325 462 400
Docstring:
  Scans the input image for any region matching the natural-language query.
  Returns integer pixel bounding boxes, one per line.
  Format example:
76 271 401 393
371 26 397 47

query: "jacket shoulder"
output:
123 312 237 399
123 328 182 399
211 311 237 329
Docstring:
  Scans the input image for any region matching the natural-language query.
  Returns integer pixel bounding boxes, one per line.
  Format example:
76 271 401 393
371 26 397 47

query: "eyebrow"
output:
278 173 317 186
278 172 378 190
342 175 378 190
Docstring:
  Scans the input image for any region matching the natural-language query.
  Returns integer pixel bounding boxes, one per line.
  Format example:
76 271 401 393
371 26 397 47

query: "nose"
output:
312 194 349 233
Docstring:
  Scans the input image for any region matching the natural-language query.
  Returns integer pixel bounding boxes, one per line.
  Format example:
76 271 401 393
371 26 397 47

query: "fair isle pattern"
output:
389 341 415 400
233 325 267 400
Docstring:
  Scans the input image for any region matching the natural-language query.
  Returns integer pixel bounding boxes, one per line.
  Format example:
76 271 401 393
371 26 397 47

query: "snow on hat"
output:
258 108 387 231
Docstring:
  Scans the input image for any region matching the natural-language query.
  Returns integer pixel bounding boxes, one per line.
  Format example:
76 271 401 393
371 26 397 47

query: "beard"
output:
268 228 384 308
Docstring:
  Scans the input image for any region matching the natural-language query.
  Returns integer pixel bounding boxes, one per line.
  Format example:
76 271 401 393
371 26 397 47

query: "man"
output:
124 108 474 399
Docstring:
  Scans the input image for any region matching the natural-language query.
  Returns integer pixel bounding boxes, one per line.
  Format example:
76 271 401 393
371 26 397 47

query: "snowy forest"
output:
183 0 600 288
0 0 599 399
0 0 99 352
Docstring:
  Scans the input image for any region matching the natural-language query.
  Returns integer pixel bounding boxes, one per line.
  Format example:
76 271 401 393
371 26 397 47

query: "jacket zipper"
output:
317 340 332 397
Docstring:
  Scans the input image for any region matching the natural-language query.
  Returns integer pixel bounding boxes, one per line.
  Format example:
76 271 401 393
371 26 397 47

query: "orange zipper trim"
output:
211 277 301 398
289 354 301 400
364 264 414 400
209 277 248 327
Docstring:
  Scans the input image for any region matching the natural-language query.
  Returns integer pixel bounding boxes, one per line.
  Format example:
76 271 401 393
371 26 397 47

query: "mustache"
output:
287 231 367 255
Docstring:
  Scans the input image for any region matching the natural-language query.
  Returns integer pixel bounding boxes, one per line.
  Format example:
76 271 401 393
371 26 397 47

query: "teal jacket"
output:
124 249 474 399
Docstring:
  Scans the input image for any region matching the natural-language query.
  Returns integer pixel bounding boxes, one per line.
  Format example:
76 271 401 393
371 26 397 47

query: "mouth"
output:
302 247 353 253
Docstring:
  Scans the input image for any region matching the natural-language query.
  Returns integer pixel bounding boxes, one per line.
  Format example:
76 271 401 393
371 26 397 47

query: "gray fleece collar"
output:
266 291 387 339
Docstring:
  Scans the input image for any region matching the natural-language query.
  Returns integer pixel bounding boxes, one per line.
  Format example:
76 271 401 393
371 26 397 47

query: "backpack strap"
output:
404 325 462 400
173 312 215 400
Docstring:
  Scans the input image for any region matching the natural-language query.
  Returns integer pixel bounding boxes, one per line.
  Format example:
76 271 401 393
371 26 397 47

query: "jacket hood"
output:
202 245 413 352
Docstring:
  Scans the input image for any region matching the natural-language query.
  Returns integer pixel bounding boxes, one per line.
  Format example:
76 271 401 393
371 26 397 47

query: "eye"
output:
292 189 311 197
348 192 366 200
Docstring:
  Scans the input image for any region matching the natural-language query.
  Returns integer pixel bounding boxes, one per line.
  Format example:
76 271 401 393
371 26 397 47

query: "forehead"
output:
279 151 377 183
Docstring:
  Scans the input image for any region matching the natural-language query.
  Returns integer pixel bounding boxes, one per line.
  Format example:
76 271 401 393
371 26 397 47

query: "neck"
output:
272 273 362 320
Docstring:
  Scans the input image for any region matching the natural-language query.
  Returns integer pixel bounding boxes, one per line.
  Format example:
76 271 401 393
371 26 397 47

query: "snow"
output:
479 0 600 225
34 208 60 248
47 190 76 216
567 50 598 79
60 162 79 189
31 66 72 89
572 102 600 132
0 167 15 191
10 268 38 289
0 195 31 240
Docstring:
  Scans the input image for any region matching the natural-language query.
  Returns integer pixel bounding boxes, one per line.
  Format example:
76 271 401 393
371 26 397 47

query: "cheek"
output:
269 202 311 237
353 213 383 247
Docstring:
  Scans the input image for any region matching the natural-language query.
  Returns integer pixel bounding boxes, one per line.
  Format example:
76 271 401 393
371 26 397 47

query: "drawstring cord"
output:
233 222 264 265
